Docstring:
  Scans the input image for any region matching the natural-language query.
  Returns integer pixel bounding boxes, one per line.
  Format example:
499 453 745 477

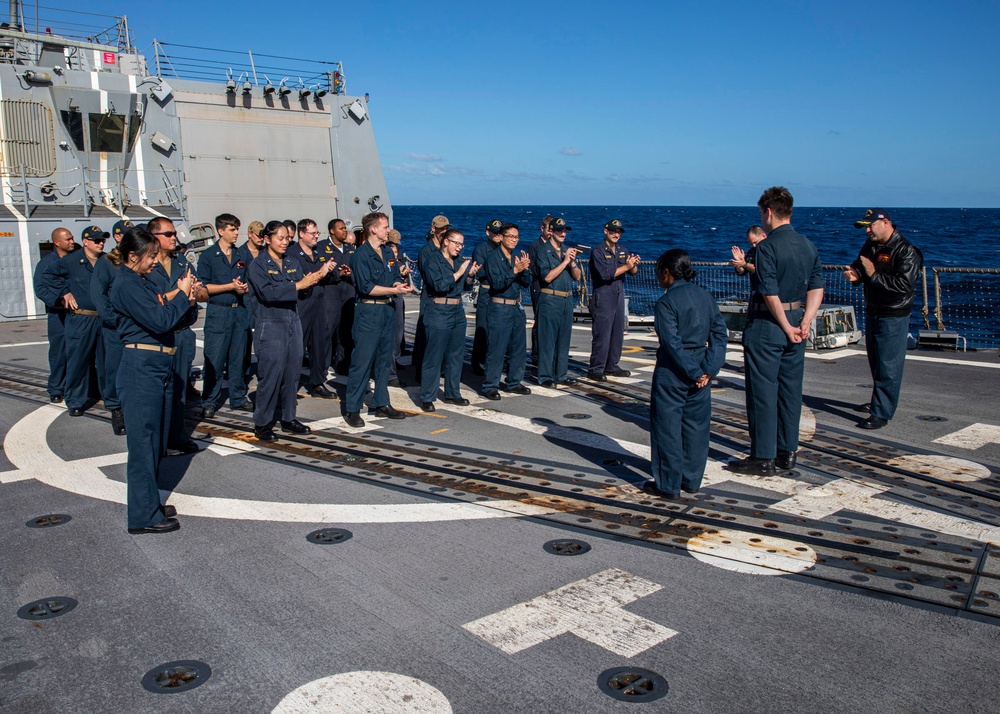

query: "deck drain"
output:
598 667 669 703
17 597 78 621
306 528 353 545
141 660 211 694
916 415 948 422
543 539 592 556
563 413 591 420
26 514 72 528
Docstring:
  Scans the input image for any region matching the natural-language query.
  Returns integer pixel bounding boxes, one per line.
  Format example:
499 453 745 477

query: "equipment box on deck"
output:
718 303 862 350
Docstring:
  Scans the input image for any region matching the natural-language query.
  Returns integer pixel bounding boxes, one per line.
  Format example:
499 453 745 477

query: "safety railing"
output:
4 163 184 218
927 267 1000 349
150 41 346 97
414 257 996 350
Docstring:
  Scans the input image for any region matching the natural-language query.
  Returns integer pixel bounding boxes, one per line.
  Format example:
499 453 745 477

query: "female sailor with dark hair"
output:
246 220 330 442
643 249 728 500
109 226 195 534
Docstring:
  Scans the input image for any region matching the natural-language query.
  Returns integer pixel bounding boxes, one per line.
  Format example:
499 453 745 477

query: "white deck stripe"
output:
0 341 49 348
1 405 556 523
933 423 1000 450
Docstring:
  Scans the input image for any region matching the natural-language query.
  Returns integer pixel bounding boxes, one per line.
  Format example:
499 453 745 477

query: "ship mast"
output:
8 0 22 31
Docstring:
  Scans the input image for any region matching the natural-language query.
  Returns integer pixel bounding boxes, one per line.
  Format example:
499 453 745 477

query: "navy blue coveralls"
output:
742 224 823 459
527 235 547 363
650 279 728 494
588 240 631 376
851 231 923 421
288 242 330 392
147 253 199 445
470 238 499 372
420 247 470 404
40 251 105 411
387 248 407 384
197 243 251 410
346 242 402 413
533 241 577 385
316 239 355 373
412 238 439 381
248 250 304 427
234 242 260 383
110 266 191 530
33 251 69 400
483 247 531 391
91 256 123 411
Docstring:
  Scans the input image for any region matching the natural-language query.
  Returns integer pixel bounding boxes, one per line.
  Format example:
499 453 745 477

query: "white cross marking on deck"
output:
705 461 1000 544
933 423 1000 450
462 568 677 657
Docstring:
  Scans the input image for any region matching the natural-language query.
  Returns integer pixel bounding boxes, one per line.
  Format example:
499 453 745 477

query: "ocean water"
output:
393 206 1000 349
392 206 1000 268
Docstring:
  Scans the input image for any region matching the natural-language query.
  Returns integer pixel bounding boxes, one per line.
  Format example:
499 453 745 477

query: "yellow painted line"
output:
403 409 447 419
621 345 644 354
430 428 449 435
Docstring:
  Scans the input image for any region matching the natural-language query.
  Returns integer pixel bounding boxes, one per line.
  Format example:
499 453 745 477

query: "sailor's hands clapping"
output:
729 245 746 268
513 251 530 273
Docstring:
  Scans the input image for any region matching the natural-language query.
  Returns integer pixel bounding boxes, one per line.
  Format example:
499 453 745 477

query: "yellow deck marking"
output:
430 428 449 435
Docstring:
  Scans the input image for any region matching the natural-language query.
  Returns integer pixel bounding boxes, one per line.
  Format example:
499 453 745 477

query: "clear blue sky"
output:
59 1 1000 206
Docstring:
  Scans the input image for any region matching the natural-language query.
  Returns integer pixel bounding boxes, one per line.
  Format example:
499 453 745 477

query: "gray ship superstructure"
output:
0 2 390 320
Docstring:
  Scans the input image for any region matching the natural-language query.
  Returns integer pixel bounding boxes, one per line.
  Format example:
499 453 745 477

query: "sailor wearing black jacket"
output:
845 208 923 430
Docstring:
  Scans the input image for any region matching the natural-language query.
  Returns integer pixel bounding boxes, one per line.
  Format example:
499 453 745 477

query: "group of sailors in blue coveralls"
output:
31 187 919 532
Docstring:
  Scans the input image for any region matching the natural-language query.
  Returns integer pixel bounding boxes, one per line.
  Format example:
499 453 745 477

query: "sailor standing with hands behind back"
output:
728 186 823 477
643 249 727 500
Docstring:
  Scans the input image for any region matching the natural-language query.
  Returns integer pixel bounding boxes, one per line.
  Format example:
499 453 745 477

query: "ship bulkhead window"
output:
88 113 126 153
126 111 142 151
59 109 85 151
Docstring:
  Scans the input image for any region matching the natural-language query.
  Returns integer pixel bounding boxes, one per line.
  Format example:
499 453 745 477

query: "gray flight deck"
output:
1 306 999 713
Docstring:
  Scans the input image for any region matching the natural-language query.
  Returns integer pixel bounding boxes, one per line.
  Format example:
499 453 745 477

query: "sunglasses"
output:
153 231 178 238
86 237 107 243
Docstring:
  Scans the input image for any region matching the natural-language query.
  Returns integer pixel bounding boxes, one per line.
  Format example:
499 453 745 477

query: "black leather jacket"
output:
851 230 923 317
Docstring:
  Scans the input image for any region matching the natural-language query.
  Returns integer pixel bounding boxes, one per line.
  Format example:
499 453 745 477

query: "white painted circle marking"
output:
271 671 452 713
1 405 553 523
686 528 818 576
886 454 992 483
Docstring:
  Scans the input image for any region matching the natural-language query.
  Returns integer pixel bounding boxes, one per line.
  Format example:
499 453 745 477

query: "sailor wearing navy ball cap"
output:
470 219 504 375
587 219 640 382
413 214 451 381
38 225 110 417
91 219 132 435
844 208 923 430
532 217 582 386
